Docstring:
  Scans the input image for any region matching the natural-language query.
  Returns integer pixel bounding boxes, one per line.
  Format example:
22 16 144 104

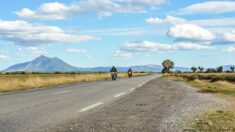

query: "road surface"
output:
49 78 227 132
0 74 159 132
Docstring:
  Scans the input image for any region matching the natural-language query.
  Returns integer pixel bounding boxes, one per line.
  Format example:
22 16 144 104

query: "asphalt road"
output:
51 77 228 132
0 74 160 132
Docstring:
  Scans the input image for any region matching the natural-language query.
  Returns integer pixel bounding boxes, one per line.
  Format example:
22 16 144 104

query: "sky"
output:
0 0 235 70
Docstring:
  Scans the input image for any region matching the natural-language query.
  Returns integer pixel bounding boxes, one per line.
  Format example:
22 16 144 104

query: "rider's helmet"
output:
110 66 117 72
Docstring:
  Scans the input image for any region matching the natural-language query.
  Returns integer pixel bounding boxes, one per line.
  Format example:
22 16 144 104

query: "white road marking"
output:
79 102 104 112
114 92 126 98
129 88 135 91
53 90 70 94
138 84 143 87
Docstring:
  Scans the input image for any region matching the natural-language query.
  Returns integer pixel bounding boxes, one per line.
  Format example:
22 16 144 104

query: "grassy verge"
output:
191 110 235 132
0 72 152 93
163 73 235 131
163 73 235 98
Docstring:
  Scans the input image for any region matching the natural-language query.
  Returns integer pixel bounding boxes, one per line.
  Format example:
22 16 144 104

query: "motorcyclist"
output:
127 68 132 78
110 66 117 80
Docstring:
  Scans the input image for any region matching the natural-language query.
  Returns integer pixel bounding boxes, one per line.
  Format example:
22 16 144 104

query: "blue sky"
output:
0 0 235 70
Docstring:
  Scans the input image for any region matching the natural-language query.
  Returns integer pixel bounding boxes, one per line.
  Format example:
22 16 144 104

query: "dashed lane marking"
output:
114 92 126 98
53 90 70 94
129 88 135 91
79 102 104 112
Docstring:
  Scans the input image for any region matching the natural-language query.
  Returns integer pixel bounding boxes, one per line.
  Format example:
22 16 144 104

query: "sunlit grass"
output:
0 72 151 93
163 73 235 98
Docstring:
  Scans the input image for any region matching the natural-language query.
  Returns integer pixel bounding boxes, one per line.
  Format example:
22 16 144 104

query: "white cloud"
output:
122 41 173 52
191 17 235 27
145 15 186 25
67 48 87 53
77 27 150 36
168 23 215 42
15 2 79 20
15 0 167 20
114 0 167 6
175 42 212 50
145 16 235 45
146 15 235 27
0 55 11 60
223 47 235 53
122 41 212 53
77 0 167 17
222 30 235 43
17 47 48 57
178 1 235 15
97 12 112 18
145 15 235 45
0 19 95 46
113 50 132 59
25 47 48 55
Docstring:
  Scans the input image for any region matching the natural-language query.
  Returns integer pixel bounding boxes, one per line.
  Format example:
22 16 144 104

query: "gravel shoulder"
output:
50 78 229 132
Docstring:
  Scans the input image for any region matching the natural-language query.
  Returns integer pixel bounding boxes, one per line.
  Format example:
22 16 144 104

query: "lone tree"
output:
162 59 174 73
191 66 197 73
198 66 204 73
216 66 223 73
230 66 235 72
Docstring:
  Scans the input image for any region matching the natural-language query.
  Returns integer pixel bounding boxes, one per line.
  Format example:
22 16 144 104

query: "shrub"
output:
187 75 197 81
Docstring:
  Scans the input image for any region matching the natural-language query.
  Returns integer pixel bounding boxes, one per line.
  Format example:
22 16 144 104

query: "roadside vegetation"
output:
161 59 235 131
164 73 235 97
191 110 235 132
0 72 151 93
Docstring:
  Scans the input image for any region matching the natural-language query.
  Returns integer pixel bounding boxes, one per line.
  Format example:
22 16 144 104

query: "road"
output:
0 74 160 132
49 78 227 132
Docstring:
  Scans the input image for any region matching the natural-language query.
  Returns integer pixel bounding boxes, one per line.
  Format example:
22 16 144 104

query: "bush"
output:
186 75 197 81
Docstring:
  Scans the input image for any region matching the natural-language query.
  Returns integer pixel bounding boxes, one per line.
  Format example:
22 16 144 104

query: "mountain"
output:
3 55 79 72
3 55 192 72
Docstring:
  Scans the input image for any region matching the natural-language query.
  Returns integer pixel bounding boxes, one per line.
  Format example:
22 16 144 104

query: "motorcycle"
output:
128 71 132 78
111 72 117 80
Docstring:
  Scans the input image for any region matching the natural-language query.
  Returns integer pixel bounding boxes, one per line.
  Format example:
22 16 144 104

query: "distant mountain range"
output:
3 55 79 72
3 55 233 73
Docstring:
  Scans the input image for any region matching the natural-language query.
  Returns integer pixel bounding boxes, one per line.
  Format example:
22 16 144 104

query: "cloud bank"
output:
15 0 168 20
0 19 95 46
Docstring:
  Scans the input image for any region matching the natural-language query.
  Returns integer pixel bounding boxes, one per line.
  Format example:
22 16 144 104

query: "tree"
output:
162 59 174 73
198 66 204 72
191 67 197 73
216 66 223 73
230 66 235 72
206 68 216 73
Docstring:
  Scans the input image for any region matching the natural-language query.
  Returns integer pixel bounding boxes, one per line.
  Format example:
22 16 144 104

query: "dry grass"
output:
0 72 151 93
191 110 235 132
163 73 235 98
163 73 235 131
